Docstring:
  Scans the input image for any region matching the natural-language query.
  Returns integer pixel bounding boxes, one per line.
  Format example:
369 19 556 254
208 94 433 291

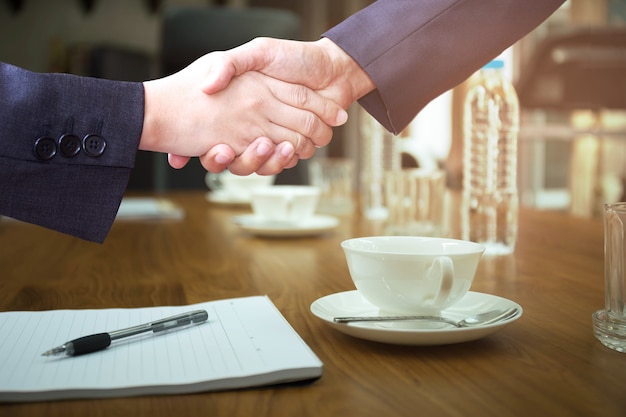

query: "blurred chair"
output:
516 27 626 216
517 26 626 111
156 6 306 190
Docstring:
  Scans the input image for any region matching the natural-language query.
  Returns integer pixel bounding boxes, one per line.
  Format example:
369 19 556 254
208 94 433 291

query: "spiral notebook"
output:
0 296 323 402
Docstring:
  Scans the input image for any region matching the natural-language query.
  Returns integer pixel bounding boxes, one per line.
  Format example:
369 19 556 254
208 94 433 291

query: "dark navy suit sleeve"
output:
0 62 144 242
323 0 565 134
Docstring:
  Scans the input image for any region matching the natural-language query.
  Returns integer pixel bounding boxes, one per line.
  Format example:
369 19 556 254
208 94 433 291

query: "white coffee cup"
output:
251 185 320 223
205 171 275 201
341 236 485 315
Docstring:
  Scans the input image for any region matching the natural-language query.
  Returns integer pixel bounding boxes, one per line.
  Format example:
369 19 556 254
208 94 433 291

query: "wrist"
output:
318 37 375 103
139 80 162 153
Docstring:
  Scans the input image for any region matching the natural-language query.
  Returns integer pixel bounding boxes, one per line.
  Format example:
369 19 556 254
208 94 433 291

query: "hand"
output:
192 138 300 176
140 52 348 172
196 37 376 175
202 37 376 110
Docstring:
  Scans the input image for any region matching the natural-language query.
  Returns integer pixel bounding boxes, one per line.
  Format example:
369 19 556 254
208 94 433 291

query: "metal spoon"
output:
333 307 519 327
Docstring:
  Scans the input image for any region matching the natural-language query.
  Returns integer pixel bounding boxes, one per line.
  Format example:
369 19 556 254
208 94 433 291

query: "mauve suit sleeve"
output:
323 0 565 134
0 62 144 242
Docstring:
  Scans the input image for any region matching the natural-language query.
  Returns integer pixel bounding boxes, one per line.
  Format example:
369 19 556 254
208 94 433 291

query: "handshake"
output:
140 37 376 177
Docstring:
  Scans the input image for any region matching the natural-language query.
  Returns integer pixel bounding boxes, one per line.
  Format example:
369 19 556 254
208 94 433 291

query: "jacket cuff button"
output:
83 134 106 157
59 133 81 157
34 137 57 161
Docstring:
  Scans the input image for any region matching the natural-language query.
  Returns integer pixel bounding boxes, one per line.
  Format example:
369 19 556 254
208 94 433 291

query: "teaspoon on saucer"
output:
333 307 519 328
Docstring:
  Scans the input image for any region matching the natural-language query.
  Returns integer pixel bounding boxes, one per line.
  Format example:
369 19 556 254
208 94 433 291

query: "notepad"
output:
115 197 185 220
0 296 323 402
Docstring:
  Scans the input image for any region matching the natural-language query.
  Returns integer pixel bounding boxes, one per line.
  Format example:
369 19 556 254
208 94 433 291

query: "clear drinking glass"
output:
593 202 626 352
384 168 446 237
308 157 355 215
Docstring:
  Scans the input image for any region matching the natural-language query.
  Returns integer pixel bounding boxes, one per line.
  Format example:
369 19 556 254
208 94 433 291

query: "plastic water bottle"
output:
462 60 519 255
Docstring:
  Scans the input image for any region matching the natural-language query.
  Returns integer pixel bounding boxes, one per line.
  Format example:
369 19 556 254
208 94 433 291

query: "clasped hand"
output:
140 37 375 177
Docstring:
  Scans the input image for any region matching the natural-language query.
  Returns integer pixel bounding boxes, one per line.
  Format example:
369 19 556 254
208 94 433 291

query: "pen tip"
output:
41 346 66 356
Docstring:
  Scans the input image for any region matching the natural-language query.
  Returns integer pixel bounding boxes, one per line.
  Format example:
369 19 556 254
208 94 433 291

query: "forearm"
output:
0 62 144 242
324 0 565 134
0 63 143 165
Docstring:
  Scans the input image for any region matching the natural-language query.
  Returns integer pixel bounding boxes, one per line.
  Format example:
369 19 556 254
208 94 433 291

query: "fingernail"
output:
280 143 295 158
215 152 232 165
256 141 272 156
336 109 348 126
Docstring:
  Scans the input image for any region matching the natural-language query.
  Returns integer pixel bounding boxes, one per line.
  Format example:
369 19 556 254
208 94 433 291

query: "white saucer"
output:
310 291 522 346
206 191 251 206
232 214 339 237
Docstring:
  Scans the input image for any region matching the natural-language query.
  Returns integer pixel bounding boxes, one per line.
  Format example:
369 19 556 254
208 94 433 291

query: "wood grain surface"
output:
1 191 624 417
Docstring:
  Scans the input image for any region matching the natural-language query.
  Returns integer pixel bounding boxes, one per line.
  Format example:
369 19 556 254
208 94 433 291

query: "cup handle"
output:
425 256 454 307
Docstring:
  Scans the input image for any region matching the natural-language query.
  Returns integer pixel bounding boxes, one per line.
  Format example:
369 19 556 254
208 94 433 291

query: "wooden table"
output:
1 192 624 417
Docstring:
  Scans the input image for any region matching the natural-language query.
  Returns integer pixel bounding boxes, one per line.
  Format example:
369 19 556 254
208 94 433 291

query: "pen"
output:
41 309 209 357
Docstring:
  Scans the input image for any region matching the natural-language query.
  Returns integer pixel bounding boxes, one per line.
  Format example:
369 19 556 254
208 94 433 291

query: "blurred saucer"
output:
232 214 339 237
310 291 522 346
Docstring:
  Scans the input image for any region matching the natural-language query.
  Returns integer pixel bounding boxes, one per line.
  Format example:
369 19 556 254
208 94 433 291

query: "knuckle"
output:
298 142 315 159
293 85 310 108
290 134 306 154
251 37 270 48
301 113 320 138
248 95 265 111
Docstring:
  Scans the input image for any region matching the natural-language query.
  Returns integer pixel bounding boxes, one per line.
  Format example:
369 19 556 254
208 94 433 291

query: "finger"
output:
274 80 348 128
288 130 315 159
286 83 348 126
168 154 191 169
284 155 300 170
198 144 237 173
212 137 275 176
264 77 344 148
256 108 328 157
255 142 297 176
244 115 316 159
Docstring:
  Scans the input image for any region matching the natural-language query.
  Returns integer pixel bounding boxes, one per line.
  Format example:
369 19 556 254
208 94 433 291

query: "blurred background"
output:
1 0 625 218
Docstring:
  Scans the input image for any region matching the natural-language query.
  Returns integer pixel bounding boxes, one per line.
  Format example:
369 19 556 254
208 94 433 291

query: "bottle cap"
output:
483 59 504 69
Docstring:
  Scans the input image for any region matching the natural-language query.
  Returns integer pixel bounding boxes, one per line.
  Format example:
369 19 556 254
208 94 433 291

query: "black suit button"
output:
83 134 106 157
59 133 81 157
34 137 57 161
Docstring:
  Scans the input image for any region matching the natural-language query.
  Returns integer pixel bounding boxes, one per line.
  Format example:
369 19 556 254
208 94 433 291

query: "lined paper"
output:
115 197 184 220
0 296 323 402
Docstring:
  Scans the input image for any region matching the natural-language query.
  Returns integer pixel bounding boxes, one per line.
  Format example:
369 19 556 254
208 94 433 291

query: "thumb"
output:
200 57 237 95
201 39 274 94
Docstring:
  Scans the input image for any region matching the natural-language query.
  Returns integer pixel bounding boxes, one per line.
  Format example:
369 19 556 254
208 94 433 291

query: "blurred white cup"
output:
205 171 275 202
251 186 320 224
